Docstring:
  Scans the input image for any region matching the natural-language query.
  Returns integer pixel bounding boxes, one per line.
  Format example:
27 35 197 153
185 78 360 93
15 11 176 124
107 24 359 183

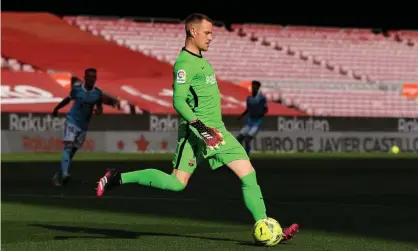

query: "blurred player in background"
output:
52 68 103 186
237 80 268 155
96 13 298 241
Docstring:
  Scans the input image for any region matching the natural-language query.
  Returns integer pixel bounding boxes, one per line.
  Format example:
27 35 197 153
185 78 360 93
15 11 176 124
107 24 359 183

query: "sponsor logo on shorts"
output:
188 159 195 166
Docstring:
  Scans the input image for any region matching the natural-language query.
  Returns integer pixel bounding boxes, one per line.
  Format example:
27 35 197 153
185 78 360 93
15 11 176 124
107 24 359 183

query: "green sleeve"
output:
173 62 198 122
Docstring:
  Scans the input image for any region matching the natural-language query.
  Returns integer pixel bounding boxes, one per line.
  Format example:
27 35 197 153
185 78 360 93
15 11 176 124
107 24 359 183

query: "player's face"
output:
84 71 97 88
193 20 213 52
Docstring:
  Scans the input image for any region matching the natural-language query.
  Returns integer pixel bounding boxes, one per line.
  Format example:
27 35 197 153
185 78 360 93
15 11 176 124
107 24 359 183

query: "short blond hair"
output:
184 13 213 37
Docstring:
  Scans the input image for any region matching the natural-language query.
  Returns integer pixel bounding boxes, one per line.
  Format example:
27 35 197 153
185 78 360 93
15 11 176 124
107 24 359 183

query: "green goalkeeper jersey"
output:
172 48 223 129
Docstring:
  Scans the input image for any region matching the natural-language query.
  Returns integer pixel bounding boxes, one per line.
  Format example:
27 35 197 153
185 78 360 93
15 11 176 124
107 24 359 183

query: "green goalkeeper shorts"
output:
172 124 249 174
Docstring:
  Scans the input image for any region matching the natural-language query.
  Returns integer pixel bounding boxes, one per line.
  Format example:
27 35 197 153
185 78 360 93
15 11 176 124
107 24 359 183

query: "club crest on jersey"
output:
206 74 217 85
176 69 186 83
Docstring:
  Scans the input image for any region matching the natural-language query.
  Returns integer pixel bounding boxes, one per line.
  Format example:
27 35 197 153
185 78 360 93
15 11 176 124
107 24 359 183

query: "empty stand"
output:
2 13 300 116
274 88 416 118
65 17 353 84
259 79 416 118
389 30 418 45
63 16 418 118
241 25 418 84
2 13 173 81
237 24 417 117
1 57 36 72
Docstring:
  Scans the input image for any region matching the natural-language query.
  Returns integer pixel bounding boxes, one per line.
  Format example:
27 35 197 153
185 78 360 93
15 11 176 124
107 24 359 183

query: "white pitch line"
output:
4 193 418 210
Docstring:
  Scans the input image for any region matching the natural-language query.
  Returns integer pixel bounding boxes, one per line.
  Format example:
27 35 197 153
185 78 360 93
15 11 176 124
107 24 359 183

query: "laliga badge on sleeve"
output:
176 69 186 84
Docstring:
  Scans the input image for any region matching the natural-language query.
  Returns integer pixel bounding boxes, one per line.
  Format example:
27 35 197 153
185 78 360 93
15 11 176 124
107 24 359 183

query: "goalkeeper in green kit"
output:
96 13 299 241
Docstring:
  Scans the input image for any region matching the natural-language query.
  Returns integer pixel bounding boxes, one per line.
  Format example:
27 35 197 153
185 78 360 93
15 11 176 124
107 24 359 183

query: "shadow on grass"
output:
29 223 244 243
4 159 418 244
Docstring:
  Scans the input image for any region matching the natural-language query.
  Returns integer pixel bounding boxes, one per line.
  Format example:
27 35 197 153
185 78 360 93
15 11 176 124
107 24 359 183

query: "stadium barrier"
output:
1 112 417 153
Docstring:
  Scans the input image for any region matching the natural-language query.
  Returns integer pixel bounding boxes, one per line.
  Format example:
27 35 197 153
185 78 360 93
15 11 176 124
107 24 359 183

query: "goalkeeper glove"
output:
190 119 225 150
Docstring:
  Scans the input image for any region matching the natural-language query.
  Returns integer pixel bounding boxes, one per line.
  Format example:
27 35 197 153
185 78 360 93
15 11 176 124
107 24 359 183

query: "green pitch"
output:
2 152 417 250
1 151 417 162
2 202 416 251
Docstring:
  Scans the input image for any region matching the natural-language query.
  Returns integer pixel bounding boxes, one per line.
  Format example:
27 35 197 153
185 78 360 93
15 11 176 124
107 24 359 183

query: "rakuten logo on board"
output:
9 113 66 132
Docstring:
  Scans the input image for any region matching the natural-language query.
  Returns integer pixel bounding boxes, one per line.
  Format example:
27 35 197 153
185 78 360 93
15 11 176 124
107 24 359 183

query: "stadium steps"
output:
63 16 307 116
388 30 418 48
64 16 352 84
2 12 173 81
1 57 38 72
2 12 303 116
63 16 417 118
237 24 418 86
230 25 417 118
233 24 371 86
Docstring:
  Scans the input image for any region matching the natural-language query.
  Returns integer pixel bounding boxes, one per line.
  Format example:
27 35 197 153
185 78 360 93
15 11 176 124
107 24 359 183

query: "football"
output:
252 217 283 246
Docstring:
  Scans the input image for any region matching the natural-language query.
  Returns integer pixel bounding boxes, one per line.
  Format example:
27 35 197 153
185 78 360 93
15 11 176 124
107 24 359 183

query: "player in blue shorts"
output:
51 68 103 186
237 81 268 155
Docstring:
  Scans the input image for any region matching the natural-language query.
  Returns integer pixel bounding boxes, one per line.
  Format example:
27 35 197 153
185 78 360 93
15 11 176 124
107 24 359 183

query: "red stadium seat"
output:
4 13 416 118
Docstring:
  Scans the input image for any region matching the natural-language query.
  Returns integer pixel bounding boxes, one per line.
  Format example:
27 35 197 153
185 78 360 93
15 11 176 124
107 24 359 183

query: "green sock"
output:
121 169 185 192
241 170 267 222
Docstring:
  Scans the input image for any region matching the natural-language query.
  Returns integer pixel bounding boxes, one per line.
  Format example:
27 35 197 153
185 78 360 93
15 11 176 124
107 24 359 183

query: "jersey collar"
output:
182 47 202 58
82 84 95 92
